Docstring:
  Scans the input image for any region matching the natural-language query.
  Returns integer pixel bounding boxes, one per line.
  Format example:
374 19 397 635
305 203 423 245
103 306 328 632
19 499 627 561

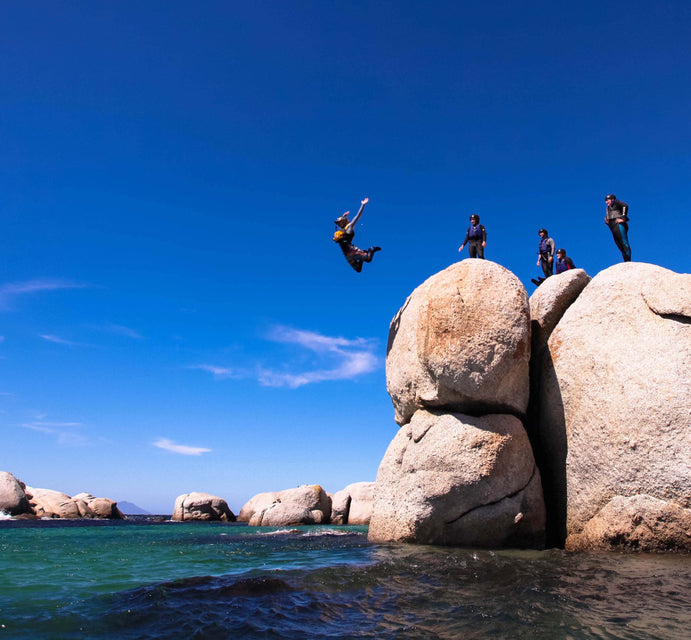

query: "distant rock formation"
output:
0 472 124 519
172 492 235 522
241 485 331 527
533 263 691 552
372 260 545 548
330 482 374 525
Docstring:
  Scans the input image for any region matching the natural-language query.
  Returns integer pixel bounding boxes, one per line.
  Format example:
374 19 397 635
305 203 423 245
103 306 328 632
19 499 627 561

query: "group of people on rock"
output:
333 193 632 278
456 193 632 286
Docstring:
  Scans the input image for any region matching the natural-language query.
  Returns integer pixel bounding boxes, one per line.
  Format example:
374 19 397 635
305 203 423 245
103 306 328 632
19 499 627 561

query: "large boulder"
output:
529 269 591 347
368 410 545 547
27 487 82 518
172 492 235 522
0 472 31 516
247 485 331 527
237 491 279 522
539 263 691 550
73 493 125 519
386 260 531 425
330 482 374 525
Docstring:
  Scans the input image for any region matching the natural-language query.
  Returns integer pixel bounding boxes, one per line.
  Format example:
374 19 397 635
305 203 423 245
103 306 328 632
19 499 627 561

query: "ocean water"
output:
1 517 689 639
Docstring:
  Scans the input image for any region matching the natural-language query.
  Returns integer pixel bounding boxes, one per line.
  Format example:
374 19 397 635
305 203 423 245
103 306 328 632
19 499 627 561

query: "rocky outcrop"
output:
0 471 31 516
386 260 531 425
244 485 331 527
27 486 125 519
369 410 545 547
536 263 691 551
330 482 374 525
372 260 545 548
237 491 280 522
172 492 235 522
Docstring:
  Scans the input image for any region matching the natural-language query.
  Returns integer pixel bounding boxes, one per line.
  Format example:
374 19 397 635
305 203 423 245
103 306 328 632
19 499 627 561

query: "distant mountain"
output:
117 501 150 515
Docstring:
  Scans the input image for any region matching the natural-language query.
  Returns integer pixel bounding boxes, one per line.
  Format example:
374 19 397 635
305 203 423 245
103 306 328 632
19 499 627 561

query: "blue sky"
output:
2 1 689 514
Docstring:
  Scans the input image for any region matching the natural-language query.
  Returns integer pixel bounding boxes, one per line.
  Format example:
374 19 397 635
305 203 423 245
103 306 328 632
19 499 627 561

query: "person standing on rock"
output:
536 228 555 279
458 214 487 258
333 197 381 273
554 248 576 273
604 194 632 262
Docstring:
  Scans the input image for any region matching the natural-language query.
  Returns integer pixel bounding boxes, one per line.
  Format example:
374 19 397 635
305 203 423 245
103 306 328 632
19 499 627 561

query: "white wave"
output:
257 528 302 536
0 511 13 520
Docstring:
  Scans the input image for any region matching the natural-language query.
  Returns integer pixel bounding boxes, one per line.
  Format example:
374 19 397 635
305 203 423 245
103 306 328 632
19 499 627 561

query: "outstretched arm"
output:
346 197 368 233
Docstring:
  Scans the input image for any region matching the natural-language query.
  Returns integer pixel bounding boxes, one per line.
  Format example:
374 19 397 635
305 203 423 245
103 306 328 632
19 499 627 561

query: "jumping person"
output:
536 228 555 279
604 194 632 262
555 248 576 273
458 214 487 258
333 197 381 273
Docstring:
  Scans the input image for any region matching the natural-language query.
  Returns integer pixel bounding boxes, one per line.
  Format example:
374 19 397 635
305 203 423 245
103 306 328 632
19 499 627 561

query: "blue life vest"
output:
539 238 550 254
468 224 483 240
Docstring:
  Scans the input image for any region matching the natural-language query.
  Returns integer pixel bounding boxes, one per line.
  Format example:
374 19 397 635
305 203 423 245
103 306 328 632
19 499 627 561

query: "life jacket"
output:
468 224 484 240
539 238 551 254
333 229 347 243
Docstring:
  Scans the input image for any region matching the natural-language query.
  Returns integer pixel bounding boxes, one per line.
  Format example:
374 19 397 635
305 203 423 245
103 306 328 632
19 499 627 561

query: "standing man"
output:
604 194 631 262
458 214 487 259
536 228 555 279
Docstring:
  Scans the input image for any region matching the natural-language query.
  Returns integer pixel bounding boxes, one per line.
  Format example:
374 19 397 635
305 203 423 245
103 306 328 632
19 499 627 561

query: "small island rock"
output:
172 492 235 521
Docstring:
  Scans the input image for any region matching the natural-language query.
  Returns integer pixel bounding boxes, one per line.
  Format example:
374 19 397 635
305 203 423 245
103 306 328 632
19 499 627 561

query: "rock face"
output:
245 485 331 527
386 260 531 426
564 495 691 552
330 482 374 525
369 410 545 547
537 263 691 551
0 472 31 515
172 492 235 522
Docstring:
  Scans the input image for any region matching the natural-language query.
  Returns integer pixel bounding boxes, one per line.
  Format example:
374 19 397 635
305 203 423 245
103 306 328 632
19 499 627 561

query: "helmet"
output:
334 212 350 225
605 194 616 201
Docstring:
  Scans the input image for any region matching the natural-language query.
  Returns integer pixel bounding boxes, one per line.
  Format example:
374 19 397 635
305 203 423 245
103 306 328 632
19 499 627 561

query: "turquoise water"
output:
1 518 690 638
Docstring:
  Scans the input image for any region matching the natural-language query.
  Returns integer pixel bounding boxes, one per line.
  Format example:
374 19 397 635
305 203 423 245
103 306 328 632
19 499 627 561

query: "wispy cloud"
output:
39 334 84 347
21 421 87 446
258 326 380 388
0 279 88 310
90 323 144 339
153 438 211 456
188 364 237 378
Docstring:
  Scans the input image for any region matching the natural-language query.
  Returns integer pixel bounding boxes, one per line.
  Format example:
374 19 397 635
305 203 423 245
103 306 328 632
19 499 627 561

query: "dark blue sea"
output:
1 516 689 639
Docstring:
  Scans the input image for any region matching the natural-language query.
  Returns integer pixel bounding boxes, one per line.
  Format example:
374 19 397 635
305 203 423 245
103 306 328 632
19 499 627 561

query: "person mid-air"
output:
333 197 381 272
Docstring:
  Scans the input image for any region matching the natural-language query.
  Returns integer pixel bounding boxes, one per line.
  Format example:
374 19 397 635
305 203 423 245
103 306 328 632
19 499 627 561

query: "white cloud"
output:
21 421 87 446
92 324 144 339
188 364 237 378
0 279 88 310
39 334 82 346
153 438 211 456
258 326 380 388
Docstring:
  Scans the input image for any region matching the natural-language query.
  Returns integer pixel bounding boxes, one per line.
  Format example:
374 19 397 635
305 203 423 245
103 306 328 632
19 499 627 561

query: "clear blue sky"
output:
2 1 689 513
